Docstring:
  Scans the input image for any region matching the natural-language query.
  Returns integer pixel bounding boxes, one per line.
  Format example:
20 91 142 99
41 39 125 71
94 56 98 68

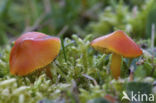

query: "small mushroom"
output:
91 30 142 79
9 32 61 77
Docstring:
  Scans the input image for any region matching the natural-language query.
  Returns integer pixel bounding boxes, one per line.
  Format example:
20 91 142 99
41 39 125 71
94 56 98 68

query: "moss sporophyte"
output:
91 30 143 79
9 32 61 78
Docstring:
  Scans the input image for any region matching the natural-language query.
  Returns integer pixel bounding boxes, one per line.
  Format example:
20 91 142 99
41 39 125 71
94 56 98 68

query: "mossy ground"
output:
0 35 156 103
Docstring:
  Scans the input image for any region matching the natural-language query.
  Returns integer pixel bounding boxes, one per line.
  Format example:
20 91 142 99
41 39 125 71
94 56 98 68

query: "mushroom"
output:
9 32 61 77
91 30 142 79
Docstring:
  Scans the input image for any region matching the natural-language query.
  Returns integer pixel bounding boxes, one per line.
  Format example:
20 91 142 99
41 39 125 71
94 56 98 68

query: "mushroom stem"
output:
129 71 134 81
44 64 52 79
110 53 122 79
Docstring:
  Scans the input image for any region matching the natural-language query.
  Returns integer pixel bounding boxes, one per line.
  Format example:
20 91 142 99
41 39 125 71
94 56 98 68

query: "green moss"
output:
0 35 155 103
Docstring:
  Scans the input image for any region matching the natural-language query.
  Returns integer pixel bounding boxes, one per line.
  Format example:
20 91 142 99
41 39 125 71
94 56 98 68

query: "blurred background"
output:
0 0 156 45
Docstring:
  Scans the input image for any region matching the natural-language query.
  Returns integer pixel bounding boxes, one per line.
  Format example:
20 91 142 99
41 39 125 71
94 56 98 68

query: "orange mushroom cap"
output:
9 32 61 76
91 30 142 58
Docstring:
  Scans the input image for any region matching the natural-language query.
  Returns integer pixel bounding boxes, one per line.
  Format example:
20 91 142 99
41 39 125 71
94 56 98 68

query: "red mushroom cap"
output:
91 30 142 58
9 32 61 76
